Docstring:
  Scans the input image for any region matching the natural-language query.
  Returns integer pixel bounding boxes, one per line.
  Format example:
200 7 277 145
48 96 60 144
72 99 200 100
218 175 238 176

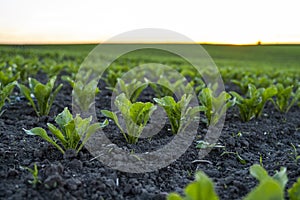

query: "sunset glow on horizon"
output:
1 0 300 45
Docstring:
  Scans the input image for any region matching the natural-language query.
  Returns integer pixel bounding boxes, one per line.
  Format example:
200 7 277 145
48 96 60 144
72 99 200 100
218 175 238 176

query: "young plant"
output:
244 164 287 200
116 78 148 102
23 107 108 154
232 75 273 94
154 95 205 134
9 55 39 82
71 69 102 112
190 77 206 95
0 67 20 88
148 77 186 98
40 60 63 78
102 68 124 91
167 164 289 200
21 163 40 188
0 81 16 115
101 93 156 144
272 83 300 113
18 76 63 116
231 84 277 122
198 87 235 125
62 75 100 94
167 171 219 200
288 177 300 200
232 75 255 94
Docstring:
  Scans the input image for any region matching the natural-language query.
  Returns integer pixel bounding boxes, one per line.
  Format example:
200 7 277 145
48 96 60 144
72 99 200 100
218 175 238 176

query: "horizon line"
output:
1 41 300 46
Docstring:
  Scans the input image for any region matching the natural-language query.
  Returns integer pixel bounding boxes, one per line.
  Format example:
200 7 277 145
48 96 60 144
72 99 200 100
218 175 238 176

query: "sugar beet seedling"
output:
23 107 108 154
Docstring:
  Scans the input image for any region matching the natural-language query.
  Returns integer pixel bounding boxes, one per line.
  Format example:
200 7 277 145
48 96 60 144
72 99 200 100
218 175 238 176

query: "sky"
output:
0 0 300 44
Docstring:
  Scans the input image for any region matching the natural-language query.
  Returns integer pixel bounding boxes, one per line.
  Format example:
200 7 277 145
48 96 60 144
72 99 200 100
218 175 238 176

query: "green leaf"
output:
155 95 202 134
17 83 38 115
129 102 156 126
154 96 180 134
34 83 51 115
199 88 234 125
131 83 148 102
75 115 92 138
272 167 288 190
262 86 278 102
0 81 16 110
101 109 126 141
167 193 183 200
29 77 40 90
288 177 300 200
250 164 269 182
73 78 99 111
115 93 131 116
244 179 283 200
101 110 122 131
130 102 146 125
76 119 108 153
64 120 77 148
105 93 156 143
246 164 286 200
184 171 219 200
47 83 63 114
23 127 64 154
55 107 73 130
18 77 61 116
154 96 175 107
47 123 67 147
101 110 118 121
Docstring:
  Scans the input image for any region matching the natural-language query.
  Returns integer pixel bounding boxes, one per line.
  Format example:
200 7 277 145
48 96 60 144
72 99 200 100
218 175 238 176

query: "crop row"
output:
168 164 300 200
1 47 300 199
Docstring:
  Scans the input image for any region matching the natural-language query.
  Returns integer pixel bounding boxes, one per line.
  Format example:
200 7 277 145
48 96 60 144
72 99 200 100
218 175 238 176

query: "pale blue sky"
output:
0 0 299 44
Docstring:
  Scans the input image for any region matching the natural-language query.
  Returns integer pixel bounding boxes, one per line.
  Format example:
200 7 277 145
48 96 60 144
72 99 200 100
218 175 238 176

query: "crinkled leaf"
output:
75 115 92 137
55 107 73 130
115 93 131 116
154 96 177 107
129 102 156 125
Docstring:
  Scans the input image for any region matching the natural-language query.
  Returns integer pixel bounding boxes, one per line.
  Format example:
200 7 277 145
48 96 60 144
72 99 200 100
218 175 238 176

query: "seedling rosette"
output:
231 84 277 122
17 76 63 116
198 87 235 125
102 93 156 144
0 81 16 115
154 94 205 134
23 107 108 154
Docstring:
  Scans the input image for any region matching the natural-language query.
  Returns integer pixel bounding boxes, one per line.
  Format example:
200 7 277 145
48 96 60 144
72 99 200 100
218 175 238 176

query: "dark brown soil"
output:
0 77 300 200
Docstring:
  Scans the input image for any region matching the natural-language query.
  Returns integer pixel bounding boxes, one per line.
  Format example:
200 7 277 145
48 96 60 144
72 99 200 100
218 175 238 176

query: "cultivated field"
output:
0 44 300 199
